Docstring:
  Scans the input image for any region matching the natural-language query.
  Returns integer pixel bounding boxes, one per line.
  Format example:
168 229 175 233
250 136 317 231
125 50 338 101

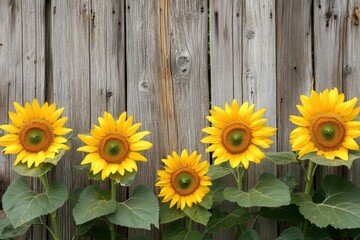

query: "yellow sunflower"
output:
290 88 360 160
0 99 71 168
201 99 276 169
77 111 152 180
155 150 211 210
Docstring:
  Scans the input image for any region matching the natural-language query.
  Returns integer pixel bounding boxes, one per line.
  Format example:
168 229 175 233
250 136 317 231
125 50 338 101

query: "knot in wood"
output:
246 29 255 39
139 80 150 93
176 51 191 74
343 65 353 76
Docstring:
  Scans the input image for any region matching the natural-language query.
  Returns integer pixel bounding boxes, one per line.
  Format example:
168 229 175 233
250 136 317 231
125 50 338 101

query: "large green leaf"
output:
73 186 117 225
163 223 201 240
183 204 211 226
12 162 53 177
199 192 213 209
300 150 360 169
258 205 304 224
238 229 261 240
107 185 159 229
223 173 291 208
299 174 360 229
211 180 226 207
160 202 185 224
3 177 67 228
206 162 233 180
44 148 66 165
264 152 299 165
206 208 249 233
276 227 303 240
0 217 39 239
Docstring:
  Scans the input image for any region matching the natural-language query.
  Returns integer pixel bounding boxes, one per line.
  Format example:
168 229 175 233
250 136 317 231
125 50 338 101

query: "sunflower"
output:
0 99 71 168
201 99 276 169
155 150 211 210
77 111 152 180
290 88 360 160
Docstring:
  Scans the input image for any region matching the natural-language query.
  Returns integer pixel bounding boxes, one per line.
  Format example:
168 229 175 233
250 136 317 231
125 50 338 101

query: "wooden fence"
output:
1 0 360 239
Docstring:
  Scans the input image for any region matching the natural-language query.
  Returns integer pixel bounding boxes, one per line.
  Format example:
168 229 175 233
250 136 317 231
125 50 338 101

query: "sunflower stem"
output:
110 180 117 240
39 174 61 240
302 160 317 234
237 166 245 191
186 217 192 230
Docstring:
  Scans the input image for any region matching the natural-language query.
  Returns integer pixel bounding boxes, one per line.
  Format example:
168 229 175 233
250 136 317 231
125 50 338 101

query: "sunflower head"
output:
77 111 152 180
290 88 360 160
201 99 276 169
155 150 211 210
0 99 71 168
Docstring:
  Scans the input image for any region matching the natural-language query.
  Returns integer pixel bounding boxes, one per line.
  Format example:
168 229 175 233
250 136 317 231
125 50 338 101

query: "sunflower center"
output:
222 123 252 154
310 114 346 151
171 167 200 196
98 133 129 163
19 120 54 153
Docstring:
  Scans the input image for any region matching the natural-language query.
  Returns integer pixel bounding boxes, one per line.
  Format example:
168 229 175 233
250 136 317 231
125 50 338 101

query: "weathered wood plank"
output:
21 0 47 238
343 0 360 184
209 0 241 239
48 0 91 237
0 1 33 239
242 0 277 238
313 0 348 187
276 0 313 190
126 0 165 238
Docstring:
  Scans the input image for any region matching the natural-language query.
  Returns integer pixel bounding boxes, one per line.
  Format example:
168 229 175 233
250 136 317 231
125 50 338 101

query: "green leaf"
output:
73 186 117 225
160 202 186 224
0 216 39 239
300 150 360 169
211 180 226 207
73 220 96 238
183 204 211 226
69 187 84 203
12 162 53 177
3 179 67 229
258 205 304 224
304 226 332 240
299 174 360 229
107 185 159 230
199 192 213 209
264 152 299 165
238 229 261 240
44 148 66 165
223 173 291 208
347 229 360 240
291 193 312 206
282 171 298 191
206 208 249 233
207 162 233 180
163 224 201 240
276 227 304 240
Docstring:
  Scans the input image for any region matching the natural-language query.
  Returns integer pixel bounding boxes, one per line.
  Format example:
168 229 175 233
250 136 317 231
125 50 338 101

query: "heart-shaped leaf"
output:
207 162 233 180
73 186 117 225
0 216 39 239
12 162 53 177
160 202 186 224
163 223 201 240
183 204 211 226
107 185 159 229
264 152 299 165
206 208 249 233
300 150 360 169
224 173 291 208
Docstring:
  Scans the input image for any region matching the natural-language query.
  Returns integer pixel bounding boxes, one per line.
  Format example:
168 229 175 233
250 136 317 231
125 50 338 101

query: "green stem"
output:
237 166 245 191
186 217 192 230
39 174 61 240
302 160 317 234
110 180 117 240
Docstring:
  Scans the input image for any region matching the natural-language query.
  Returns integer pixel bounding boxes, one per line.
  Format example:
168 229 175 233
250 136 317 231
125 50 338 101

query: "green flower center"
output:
222 123 252 154
178 173 193 189
19 120 54 152
171 167 200 196
98 133 129 163
310 114 346 151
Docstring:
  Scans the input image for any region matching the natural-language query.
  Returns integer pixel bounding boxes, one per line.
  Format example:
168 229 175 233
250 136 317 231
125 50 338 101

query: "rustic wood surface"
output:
1 0 360 239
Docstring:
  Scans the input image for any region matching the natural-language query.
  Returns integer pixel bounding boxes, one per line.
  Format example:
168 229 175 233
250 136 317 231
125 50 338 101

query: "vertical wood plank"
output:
0 1 35 239
242 0 277 238
209 0 241 239
49 0 91 237
313 0 348 186
21 0 47 239
343 0 360 184
126 0 165 238
276 0 313 189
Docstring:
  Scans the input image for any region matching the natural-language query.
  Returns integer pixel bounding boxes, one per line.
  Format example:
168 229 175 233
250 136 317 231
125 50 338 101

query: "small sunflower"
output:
0 99 71 167
77 111 152 180
155 150 211 210
201 100 276 169
290 88 360 160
